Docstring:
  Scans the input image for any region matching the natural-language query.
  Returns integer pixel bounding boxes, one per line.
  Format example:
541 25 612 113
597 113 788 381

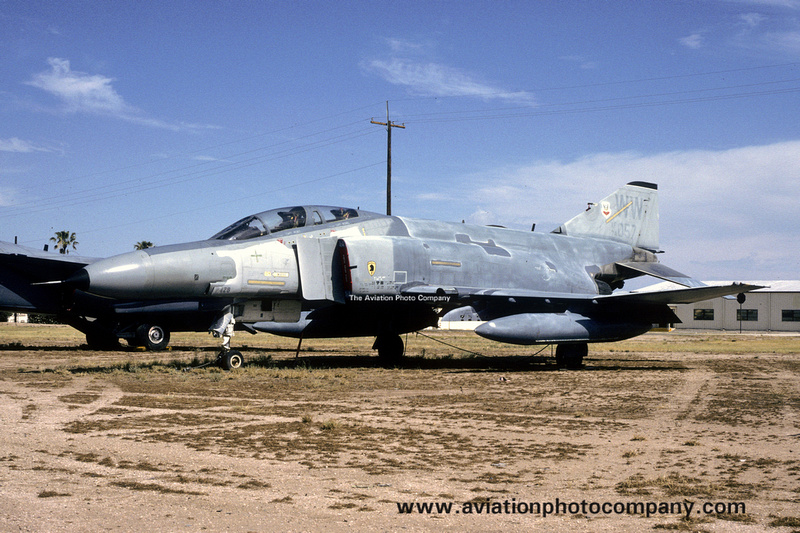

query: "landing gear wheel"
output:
555 343 587 370
219 350 244 370
135 324 170 351
374 334 404 365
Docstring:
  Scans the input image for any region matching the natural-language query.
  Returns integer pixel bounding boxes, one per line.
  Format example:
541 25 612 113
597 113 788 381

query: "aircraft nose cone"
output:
65 268 90 291
76 251 152 298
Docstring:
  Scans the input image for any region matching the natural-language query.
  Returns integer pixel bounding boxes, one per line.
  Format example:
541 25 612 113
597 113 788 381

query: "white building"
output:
5 313 28 323
644 281 800 332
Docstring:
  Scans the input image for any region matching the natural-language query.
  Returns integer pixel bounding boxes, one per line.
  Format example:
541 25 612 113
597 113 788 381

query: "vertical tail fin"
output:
552 182 660 251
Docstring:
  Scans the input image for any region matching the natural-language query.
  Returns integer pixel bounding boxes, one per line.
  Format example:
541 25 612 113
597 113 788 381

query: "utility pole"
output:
371 102 405 215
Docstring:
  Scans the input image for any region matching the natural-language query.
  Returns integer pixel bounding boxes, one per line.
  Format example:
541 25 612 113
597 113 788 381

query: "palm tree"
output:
50 231 78 254
134 241 154 250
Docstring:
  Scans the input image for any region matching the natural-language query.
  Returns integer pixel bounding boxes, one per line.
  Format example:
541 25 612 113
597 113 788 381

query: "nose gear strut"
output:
209 308 244 370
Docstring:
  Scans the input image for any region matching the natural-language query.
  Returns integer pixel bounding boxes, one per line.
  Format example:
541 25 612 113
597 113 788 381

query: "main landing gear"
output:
133 324 170 351
80 320 170 352
555 343 587 370
373 334 405 364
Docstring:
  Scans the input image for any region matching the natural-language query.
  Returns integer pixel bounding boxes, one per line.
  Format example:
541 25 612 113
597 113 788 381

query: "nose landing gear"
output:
219 349 244 370
210 308 245 370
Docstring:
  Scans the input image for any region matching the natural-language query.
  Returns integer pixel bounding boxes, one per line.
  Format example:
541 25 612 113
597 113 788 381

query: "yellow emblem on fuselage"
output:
367 261 376 276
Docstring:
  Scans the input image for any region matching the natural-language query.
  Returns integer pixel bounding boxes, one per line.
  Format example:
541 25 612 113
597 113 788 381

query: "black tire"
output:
220 350 244 370
555 343 587 370
136 324 170 351
374 334 404 364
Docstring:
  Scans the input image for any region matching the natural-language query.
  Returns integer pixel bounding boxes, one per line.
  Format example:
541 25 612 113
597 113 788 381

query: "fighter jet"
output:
1 182 758 369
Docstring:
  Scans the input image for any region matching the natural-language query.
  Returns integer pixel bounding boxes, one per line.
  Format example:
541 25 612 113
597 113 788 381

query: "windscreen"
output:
211 207 307 240
210 206 360 241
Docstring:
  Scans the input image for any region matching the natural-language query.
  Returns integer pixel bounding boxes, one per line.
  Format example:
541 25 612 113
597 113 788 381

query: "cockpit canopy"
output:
210 206 362 241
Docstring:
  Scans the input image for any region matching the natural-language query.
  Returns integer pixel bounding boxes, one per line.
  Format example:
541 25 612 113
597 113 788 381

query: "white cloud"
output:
28 58 135 115
25 58 215 132
444 141 800 280
386 38 428 54
0 137 53 153
363 58 535 104
733 0 800 8
679 33 704 49
466 208 496 226
760 30 800 54
686 4 800 58
415 192 451 202
364 38 535 104
0 183 21 206
193 155 231 163
739 12 767 27
0 191 12 207
559 55 600 70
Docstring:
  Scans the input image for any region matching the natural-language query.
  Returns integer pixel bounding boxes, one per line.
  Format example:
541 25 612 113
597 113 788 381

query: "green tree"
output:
50 230 78 254
134 241 154 250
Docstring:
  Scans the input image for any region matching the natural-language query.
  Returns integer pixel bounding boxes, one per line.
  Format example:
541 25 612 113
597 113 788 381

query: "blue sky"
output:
1 0 799 282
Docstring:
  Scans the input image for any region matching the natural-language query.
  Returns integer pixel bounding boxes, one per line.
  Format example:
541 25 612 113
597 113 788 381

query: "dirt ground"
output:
0 323 798 532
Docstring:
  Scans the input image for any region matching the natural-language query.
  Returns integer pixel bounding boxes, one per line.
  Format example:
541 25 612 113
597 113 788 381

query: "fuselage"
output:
71 208 637 306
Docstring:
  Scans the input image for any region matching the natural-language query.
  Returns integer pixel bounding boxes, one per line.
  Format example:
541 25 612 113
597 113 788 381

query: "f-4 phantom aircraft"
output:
0 182 758 369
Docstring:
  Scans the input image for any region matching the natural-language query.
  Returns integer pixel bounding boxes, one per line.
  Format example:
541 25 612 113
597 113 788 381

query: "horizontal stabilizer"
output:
615 262 705 288
615 282 763 305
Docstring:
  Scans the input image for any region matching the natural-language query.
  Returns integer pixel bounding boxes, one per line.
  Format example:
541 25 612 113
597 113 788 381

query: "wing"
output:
0 241 95 282
0 241 98 313
405 281 761 316
404 279 762 345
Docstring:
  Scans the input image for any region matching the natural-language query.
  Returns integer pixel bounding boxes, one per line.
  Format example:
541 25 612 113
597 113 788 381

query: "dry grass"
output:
1 324 798 531
4 322 798 355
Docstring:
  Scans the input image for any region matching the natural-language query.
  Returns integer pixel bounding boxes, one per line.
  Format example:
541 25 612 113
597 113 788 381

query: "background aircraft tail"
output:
552 181 659 251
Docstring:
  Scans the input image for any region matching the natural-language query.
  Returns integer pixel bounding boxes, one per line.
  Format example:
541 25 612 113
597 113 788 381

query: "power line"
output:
391 76 798 122
2 126 383 219
67 161 387 242
15 63 798 211
10 102 387 196
388 61 800 104
398 84 800 125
